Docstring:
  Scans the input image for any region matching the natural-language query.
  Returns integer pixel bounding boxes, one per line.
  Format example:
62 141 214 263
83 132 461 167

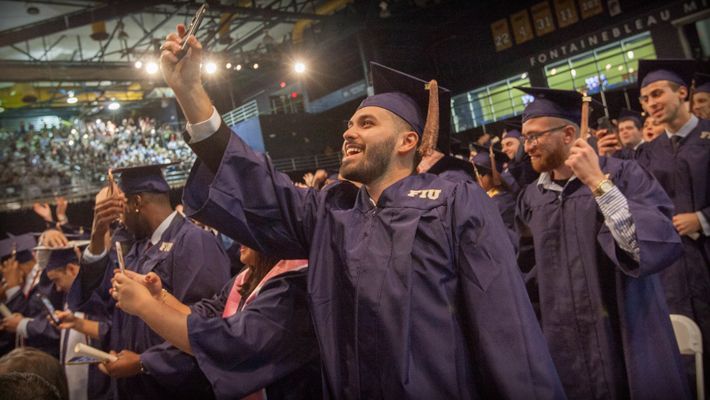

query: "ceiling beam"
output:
0 1 164 48
0 60 162 82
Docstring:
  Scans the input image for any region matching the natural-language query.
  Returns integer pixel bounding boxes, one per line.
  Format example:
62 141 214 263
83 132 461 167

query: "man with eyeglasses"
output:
514 87 690 399
635 59 710 390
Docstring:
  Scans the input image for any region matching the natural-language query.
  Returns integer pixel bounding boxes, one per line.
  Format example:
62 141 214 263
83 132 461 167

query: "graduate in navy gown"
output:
635 59 710 389
501 127 539 192
110 246 321 400
691 72 710 120
471 145 516 232
161 26 564 399
610 109 646 160
0 233 62 359
67 164 231 399
514 86 690 399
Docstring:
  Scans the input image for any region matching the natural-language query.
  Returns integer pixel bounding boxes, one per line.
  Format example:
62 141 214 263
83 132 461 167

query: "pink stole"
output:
221 259 309 400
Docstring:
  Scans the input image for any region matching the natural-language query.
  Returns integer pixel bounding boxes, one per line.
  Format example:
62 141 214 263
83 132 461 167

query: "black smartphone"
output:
596 116 615 133
37 294 61 325
177 3 208 60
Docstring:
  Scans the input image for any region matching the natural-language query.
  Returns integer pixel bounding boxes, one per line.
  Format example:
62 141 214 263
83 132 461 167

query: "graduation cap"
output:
34 240 89 271
0 233 37 263
502 129 522 140
637 59 697 89
617 109 644 125
516 87 602 125
111 162 179 195
359 62 451 154
694 73 710 94
471 144 506 174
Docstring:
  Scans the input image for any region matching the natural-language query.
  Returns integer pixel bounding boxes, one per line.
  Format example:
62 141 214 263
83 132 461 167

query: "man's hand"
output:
42 229 69 248
673 213 701 236
98 350 142 378
54 310 78 330
1 258 24 289
89 186 125 255
55 196 68 223
33 202 53 223
566 138 606 190
1 313 23 332
596 130 622 157
160 24 212 124
111 272 156 316
115 269 163 299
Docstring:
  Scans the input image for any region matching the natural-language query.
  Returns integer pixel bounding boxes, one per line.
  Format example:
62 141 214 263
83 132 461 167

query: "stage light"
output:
226 62 232 69
205 62 217 74
235 64 242 71
294 62 306 74
146 62 159 74
134 60 143 69
253 63 259 69
67 97 78 104
108 102 120 110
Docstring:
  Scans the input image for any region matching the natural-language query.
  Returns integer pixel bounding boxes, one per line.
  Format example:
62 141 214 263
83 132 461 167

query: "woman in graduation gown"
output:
111 246 321 400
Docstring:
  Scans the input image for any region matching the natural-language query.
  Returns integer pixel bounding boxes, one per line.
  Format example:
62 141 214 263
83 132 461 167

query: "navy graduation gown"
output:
2 269 62 358
636 118 710 386
69 213 231 399
516 156 690 399
188 270 321 400
183 122 565 399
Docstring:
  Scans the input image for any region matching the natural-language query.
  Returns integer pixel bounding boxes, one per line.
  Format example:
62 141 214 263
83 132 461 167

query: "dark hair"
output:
0 348 68 400
390 113 422 170
0 372 62 400
618 117 642 130
238 249 280 298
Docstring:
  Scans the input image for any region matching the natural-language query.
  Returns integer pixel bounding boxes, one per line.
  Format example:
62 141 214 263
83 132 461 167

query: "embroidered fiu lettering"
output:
407 189 442 200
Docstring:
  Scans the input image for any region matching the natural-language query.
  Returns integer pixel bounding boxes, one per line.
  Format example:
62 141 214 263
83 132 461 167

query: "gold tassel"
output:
419 80 439 157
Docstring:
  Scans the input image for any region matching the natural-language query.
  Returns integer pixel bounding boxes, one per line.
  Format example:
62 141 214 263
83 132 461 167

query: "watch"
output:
592 176 614 197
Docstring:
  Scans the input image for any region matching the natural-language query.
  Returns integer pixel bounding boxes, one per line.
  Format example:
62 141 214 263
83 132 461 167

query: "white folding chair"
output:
670 314 704 400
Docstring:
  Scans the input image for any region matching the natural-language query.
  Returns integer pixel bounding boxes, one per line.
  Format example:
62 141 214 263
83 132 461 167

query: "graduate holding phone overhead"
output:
162 23 564 398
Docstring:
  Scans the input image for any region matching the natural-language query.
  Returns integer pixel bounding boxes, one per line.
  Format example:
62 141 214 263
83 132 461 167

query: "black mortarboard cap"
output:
638 59 697 88
0 233 36 263
694 73 710 94
617 108 644 125
112 162 178 195
359 62 452 153
516 87 602 125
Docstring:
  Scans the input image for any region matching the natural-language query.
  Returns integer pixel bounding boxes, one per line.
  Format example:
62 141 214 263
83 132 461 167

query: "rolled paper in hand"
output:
115 241 126 274
74 342 118 363
0 303 11 318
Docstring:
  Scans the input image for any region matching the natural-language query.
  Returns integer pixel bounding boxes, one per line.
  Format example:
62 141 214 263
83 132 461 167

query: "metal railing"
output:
0 152 342 212
222 100 259 127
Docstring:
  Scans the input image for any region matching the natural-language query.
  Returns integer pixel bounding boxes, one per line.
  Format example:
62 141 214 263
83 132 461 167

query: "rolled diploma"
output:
74 342 118 362
0 303 11 318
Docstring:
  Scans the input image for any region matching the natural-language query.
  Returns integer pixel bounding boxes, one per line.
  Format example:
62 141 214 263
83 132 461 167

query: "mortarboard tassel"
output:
419 80 439 157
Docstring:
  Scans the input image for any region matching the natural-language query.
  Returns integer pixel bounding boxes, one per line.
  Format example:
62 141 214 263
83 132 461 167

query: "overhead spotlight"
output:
146 62 159 74
226 62 232 69
205 62 217 74
67 97 78 104
108 102 120 110
294 62 306 74
252 63 259 70
235 64 242 71
134 60 143 69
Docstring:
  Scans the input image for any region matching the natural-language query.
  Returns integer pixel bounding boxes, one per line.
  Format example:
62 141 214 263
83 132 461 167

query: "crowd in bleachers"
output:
0 117 194 198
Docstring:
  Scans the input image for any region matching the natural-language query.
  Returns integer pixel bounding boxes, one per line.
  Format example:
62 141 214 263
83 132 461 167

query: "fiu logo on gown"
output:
408 189 442 200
